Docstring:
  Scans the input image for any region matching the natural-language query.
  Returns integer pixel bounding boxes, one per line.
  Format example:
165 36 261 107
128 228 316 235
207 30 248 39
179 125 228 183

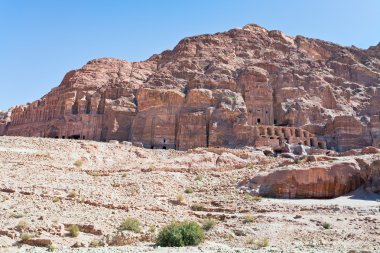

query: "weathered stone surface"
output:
245 160 363 198
23 238 52 247
356 157 380 193
2 24 380 151
361 146 380 154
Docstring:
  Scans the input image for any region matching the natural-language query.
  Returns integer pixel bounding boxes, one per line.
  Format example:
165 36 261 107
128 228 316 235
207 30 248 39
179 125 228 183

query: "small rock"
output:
71 242 85 248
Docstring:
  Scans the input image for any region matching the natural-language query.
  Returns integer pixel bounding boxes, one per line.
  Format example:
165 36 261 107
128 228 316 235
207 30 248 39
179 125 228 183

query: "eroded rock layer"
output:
1 24 380 151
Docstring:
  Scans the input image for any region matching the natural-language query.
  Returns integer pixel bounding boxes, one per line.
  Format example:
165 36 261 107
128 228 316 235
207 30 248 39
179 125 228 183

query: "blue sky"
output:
1 0 379 110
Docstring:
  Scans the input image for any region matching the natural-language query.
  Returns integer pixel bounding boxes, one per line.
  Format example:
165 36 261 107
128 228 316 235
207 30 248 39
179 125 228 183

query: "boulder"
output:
292 145 308 156
23 238 53 247
244 160 363 198
361 146 380 154
356 158 380 193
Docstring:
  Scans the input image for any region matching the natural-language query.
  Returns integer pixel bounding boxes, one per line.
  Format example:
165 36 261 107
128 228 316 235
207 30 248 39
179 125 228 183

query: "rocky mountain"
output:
1 24 380 151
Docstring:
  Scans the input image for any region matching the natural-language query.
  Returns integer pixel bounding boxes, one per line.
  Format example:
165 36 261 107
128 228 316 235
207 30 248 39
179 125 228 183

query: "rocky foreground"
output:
0 136 379 252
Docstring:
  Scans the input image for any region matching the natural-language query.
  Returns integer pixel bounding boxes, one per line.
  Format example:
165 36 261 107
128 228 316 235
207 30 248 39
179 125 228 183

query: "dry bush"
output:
202 218 216 231
20 233 33 242
68 224 80 237
190 203 205 211
16 220 29 231
119 217 141 233
74 159 83 167
243 214 255 223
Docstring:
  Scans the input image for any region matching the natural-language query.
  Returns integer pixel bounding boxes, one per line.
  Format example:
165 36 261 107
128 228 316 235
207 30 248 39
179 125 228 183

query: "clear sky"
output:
1 0 379 110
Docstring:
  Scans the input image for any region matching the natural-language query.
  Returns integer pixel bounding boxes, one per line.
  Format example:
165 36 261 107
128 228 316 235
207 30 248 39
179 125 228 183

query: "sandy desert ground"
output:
0 136 379 253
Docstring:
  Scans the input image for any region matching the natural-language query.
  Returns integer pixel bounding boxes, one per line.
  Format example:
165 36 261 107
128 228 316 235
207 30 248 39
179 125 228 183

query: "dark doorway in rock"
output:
68 135 80 140
82 136 85 140
163 138 166 143
54 136 59 139
162 146 167 150
257 118 261 124
151 146 154 149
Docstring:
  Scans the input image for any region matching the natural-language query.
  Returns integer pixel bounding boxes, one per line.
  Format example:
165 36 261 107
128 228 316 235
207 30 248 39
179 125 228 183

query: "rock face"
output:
244 160 364 198
0 110 10 136
241 148 380 199
356 157 380 193
1 24 380 151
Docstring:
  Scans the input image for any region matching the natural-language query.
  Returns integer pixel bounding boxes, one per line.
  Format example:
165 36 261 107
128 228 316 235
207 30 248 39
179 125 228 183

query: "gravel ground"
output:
0 136 379 253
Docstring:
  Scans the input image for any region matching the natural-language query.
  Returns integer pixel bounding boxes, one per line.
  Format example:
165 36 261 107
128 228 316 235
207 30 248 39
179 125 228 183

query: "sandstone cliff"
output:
1 24 380 151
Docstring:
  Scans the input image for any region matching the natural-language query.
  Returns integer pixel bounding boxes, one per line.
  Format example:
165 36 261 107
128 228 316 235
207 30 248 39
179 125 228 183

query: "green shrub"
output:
156 220 204 247
52 197 60 203
202 218 216 231
190 203 205 211
184 188 193 194
68 224 80 237
119 217 141 233
322 222 331 229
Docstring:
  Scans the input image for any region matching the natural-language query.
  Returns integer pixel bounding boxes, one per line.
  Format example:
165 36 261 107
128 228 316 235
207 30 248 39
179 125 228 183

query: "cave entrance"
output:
162 146 167 150
68 135 81 140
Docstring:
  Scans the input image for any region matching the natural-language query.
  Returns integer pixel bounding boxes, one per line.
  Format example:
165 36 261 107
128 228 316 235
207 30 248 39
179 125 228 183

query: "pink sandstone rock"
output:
1 24 380 151
244 160 363 198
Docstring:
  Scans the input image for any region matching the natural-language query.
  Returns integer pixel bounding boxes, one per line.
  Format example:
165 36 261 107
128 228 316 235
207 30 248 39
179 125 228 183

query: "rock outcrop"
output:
242 160 364 198
241 146 380 198
1 24 380 151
